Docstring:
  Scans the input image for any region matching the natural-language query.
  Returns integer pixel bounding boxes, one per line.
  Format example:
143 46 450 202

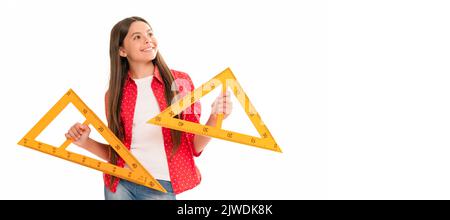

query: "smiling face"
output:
119 21 158 62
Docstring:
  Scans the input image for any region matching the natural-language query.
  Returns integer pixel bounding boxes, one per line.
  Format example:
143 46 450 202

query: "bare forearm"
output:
78 138 111 161
193 115 217 154
193 90 232 154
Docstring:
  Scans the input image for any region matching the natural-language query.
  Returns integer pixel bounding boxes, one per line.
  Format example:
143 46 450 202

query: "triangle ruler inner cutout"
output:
148 67 282 152
17 89 167 193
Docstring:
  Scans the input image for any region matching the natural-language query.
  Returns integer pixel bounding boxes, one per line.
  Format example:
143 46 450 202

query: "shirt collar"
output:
126 63 163 83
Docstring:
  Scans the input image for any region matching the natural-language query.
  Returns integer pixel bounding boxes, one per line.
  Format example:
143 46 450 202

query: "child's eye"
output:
148 32 153 37
134 35 141 40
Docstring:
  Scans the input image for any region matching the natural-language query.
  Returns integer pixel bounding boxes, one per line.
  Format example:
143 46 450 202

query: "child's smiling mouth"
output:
141 46 155 52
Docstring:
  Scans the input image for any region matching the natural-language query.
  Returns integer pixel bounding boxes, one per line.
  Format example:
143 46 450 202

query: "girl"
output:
64 16 232 200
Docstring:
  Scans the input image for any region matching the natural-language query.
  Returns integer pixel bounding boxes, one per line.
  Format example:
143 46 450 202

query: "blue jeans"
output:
104 179 176 200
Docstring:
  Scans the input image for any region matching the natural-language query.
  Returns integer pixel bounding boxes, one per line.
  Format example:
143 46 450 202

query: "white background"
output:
0 0 449 200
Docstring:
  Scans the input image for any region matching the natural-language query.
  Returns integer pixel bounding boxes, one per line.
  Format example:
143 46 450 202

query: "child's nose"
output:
144 36 152 44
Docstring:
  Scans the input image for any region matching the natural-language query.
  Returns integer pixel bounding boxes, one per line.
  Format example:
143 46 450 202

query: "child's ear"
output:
119 47 127 57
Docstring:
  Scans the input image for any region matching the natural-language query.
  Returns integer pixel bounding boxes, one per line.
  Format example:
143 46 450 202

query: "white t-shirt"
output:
126 75 170 181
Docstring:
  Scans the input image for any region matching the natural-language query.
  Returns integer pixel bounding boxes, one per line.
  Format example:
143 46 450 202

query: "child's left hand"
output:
211 91 232 120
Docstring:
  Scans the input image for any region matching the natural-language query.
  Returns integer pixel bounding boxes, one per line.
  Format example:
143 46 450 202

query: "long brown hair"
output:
107 16 181 189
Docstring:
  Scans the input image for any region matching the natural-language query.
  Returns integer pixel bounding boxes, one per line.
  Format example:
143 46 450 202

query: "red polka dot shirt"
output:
103 65 203 194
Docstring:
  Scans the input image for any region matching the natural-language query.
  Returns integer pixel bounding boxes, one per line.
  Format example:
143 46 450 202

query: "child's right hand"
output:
65 122 91 147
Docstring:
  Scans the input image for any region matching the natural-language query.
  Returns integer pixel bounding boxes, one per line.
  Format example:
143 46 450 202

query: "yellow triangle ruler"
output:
17 89 167 193
148 67 281 152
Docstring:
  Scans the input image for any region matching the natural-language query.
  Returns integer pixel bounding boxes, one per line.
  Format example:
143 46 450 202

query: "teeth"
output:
143 47 154 51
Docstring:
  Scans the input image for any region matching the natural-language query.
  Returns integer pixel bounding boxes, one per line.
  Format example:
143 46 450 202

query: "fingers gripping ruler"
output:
17 89 167 193
148 67 282 153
